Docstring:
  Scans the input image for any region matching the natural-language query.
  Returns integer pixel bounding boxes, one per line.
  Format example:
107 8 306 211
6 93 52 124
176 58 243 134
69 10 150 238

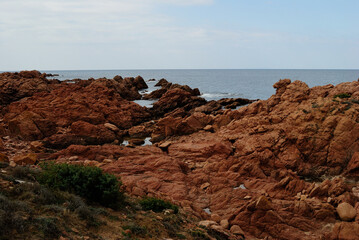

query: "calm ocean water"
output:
42 69 359 101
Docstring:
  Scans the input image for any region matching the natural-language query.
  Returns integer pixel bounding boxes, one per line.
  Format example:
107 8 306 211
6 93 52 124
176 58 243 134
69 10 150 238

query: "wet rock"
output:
129 139 145 146
152 88 206 117
155 78 169 87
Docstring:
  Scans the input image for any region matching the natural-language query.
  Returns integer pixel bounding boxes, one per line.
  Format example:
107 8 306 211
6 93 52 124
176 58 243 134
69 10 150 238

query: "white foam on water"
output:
203 208 212 215
143 137 152 146
233 184 246 190
133 99 156 108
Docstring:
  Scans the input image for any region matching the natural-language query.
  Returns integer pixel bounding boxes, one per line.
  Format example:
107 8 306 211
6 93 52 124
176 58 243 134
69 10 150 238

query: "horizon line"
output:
2 68 359 72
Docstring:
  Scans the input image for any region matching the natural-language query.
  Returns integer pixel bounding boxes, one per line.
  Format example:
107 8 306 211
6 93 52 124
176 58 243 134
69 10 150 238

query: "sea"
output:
41 69 359 101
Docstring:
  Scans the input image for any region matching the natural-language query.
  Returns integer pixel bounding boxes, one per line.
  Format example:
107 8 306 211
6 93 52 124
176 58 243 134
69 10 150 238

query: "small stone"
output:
211 214 221 223
132 187 145 196
13 153 37 165
104 123 119 132
129 139 145 146
203 125 214 132
201 182 210 190
68 156 78 161
156 216 163 220
230 225 245 235
159 141 171 150
124 229 131 235
103 159 113 163
244 195 251 200
164 209 175 215
30 141 44 152
256 196 272 210
337 202 357 221
198 220 217 228
220 219 229 229
9 161 16 167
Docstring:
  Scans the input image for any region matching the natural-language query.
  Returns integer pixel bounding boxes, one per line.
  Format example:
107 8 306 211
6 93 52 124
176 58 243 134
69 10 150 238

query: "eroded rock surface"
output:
2 73 359 239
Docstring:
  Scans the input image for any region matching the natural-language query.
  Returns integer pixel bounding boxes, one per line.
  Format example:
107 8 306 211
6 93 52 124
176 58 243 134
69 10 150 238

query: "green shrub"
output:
75 205 100 227
139 197 178 213
334 93 351 99
37 163 123 208
123 223 147 236
36 217 61 239
190 229 209 239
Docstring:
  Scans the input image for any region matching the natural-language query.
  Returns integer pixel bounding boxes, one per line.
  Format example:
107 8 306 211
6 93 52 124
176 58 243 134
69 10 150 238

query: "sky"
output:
0 0 358 70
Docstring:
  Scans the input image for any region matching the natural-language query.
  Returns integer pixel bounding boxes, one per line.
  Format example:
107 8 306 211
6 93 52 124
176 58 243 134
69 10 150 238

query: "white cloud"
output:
0 0 287 70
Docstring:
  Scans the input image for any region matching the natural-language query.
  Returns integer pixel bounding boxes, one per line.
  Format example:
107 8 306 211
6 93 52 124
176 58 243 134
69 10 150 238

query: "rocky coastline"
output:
1 70 359 239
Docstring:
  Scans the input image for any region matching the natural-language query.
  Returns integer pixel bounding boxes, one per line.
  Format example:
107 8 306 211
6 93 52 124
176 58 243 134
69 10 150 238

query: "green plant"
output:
334 93 351 99
190 229 209 239
123 223 148 236
37 163 123 208
36 217 61 239
139 197 178 213
11 166 39 181
75 205 100 227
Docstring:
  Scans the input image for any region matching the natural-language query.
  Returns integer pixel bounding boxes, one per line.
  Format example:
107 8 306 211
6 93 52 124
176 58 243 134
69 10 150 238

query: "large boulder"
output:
152 88 206 117
336 203 357 221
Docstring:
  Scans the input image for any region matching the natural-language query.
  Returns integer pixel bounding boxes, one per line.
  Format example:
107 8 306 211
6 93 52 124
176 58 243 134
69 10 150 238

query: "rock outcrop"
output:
0 70 60 107
2 72 359 240
2 75 151 148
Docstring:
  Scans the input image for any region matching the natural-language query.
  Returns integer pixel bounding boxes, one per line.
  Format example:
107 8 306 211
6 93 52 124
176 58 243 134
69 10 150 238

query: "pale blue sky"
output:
0 0 358 70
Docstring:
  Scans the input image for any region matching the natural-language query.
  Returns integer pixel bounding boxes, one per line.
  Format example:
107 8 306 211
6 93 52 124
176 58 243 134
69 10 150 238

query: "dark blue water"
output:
43 69 359 101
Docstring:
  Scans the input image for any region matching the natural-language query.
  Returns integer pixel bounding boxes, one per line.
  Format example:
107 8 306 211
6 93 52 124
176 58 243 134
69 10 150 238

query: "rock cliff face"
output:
1 71 359 240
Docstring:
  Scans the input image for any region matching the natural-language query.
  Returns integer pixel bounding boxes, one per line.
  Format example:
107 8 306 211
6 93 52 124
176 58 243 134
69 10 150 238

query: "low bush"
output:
123 223 148 236
75 205 100 227
37 163 124 208
36 217 61 239
190 229 209 239
334 93 351 99
139 197 178 213
0 194 32 237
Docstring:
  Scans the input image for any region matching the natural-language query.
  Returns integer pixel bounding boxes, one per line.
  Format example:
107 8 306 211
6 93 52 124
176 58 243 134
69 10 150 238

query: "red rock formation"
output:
3 72 359 239
151 88 206 117
60 79 358 239
0 70 60 106
3 77 151 147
